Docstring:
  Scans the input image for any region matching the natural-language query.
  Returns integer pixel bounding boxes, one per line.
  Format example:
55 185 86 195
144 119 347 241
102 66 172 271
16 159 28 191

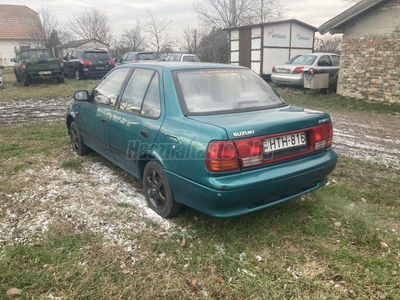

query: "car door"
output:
76 67 131 162
109 68 164 178
316 55 338 80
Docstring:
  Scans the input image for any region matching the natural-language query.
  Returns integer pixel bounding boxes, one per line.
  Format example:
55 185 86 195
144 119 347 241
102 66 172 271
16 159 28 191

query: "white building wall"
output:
0 39 36 66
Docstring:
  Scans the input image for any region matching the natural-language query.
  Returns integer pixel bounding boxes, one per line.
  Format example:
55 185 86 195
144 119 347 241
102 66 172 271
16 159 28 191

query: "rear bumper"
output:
165 149 338 217
271 73 304 86
81 68 113 78
27 70 64 79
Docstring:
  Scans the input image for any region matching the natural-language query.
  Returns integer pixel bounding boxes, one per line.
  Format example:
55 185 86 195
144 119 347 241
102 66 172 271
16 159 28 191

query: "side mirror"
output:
74 90 89 101
10 58 16 62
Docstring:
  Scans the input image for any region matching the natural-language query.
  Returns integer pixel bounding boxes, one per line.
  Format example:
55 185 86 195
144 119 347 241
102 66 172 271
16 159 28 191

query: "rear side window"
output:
92 68 130 106
119 69 155 112
141 73 161 118
331 55 340 66
174 69 285 115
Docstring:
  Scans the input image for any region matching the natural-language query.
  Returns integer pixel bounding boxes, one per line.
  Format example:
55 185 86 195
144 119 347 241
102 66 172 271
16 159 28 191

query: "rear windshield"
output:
135 53 157 60
174 69 285 115
290 55 317 65
84 52 111 60
21 49 53 59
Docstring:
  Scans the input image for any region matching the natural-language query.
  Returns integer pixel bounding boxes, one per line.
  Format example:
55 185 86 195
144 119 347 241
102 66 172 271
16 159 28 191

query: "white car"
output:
165 54 200 62
271 53 340 86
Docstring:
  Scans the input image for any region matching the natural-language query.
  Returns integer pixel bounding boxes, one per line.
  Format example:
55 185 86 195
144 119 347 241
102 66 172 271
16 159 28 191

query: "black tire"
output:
70 121 89 156
143 161 182 218
74 69 81 80
22 75 29 86
57 77 65 84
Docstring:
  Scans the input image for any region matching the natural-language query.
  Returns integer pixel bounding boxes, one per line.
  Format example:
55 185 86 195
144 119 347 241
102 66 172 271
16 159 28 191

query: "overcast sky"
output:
4 0 351 38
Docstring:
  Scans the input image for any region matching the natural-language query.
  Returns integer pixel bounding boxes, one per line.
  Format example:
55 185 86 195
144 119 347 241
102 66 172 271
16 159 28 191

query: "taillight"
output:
60 59 64 68
109 60 115 65
272 66 275 72
206 141 240 172
134 61 139 63
293 66 304 73
235 138 263 168
22 61 26 70
313 123 333 151
80 60 92 65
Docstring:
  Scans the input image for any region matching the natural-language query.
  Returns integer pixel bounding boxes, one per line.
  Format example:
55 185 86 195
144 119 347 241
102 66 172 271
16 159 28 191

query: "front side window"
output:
174 68 286 115
92 68 130 106
119 69 155 112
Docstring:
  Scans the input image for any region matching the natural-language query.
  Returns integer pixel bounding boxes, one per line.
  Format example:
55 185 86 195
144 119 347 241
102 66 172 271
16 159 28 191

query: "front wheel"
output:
143 161 182 218
70 121 89 156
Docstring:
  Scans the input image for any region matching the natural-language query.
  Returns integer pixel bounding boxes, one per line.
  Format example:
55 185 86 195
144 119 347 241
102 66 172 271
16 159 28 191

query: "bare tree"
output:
315 36 342 54
121 21 146 52
247 0 287 24
194 0 286 29
181 26 198 54
69 8 113 44
144 10 173 56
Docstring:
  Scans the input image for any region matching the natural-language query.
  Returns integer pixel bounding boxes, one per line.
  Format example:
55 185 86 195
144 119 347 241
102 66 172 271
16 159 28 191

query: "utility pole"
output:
194 29 197 54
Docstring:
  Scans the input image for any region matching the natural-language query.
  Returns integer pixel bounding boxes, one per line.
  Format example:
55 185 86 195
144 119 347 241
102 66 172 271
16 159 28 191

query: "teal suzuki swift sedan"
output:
66 62 337 218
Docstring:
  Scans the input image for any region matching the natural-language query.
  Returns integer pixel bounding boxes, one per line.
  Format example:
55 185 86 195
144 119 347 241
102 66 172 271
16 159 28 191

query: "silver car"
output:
0 66 4 89
271 53 340 86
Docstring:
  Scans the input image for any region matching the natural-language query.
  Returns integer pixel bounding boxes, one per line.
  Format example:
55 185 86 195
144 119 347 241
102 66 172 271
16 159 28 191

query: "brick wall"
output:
338 37 400 103
337 0 400 103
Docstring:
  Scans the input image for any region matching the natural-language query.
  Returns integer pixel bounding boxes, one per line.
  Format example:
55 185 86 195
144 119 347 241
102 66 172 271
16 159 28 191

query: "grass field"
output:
0 66 97 99
0 77 399 299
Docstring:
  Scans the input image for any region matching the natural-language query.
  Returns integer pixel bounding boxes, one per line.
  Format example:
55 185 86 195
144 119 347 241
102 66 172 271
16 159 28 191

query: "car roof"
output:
114 62 246 71
298 53 339 56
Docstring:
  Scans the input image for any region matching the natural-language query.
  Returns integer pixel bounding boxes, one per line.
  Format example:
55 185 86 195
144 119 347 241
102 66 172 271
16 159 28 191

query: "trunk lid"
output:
187 106 331 140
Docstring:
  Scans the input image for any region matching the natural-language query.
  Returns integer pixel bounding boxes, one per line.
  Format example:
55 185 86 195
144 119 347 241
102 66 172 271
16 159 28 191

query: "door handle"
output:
141 129 149 139
102 117 107 124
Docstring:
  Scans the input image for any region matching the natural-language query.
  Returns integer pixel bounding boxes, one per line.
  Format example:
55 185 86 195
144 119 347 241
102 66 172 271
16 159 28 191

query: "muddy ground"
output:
1 97 399 254
1 97 399 167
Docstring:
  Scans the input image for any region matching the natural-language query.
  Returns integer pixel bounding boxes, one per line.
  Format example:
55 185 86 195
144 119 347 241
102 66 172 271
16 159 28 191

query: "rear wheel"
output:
74 69 81 80
143 161 182 218
70 121 89 156
21 75 29 86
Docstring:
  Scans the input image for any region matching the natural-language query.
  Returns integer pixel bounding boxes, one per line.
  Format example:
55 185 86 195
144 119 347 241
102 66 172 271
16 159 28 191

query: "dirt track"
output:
1 97 399 167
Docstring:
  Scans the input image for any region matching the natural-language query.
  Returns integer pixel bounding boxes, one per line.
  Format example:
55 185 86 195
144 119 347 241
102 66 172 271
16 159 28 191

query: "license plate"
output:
96 67 105 70
264 132 306 154
38 71 51 75
277 68 290 73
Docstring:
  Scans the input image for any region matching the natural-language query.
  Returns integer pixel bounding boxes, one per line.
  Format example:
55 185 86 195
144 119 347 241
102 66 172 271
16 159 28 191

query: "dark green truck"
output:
11 48 64 86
